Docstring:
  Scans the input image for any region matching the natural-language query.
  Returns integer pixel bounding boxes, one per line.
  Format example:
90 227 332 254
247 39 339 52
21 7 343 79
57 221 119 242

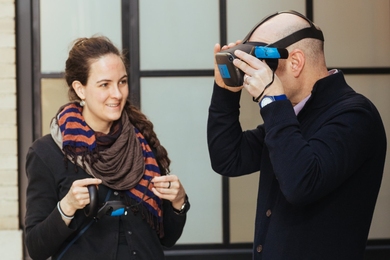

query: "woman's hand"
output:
214 41 244 92
151 175 186 211
59 178 102 224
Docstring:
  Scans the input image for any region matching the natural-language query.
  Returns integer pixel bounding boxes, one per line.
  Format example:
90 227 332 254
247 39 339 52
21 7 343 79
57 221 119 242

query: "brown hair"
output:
65 36 125 100
64 36 170 175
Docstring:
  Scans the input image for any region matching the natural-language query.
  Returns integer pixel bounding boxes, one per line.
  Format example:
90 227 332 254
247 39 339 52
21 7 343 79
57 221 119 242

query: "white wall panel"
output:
315 0 390 67
227 0 306 43
139 0 219 70
40 0 121 73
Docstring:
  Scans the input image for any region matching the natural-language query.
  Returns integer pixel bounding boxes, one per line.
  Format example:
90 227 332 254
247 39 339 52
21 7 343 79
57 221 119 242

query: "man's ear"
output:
289 49 305 78
72 81 85 100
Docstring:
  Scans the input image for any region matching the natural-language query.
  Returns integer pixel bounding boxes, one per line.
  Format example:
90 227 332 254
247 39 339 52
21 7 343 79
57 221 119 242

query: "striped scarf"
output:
50 102 163 236
127 128 163 236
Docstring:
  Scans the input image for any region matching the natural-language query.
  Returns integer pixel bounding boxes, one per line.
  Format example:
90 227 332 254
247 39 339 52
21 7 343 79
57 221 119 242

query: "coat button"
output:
256 244 263 252
266 209 272 217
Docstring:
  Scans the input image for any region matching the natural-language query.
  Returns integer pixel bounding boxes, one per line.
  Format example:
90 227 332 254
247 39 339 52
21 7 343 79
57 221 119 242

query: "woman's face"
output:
74 53 128 133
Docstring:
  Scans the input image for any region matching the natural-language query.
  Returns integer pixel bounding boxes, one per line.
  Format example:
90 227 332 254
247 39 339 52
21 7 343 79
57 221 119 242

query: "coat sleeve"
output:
207 82 266 177
25 145 76 260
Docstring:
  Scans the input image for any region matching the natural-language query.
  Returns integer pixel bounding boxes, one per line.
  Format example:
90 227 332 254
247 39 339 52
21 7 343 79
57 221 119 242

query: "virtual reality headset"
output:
216 10 324 87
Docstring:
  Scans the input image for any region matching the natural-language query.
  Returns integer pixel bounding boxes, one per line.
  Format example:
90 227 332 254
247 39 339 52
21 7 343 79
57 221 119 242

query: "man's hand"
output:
213 41 244 92
233 49 285 101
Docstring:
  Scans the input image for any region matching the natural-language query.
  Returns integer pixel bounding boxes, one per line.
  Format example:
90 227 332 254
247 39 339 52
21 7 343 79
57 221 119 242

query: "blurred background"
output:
1 0 389 259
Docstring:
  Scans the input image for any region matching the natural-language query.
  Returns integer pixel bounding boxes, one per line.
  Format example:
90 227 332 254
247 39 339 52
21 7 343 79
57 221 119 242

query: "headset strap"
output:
242 10 324 47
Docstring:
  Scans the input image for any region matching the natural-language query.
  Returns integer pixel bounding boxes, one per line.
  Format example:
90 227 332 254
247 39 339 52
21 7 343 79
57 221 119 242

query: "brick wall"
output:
0 0 23 259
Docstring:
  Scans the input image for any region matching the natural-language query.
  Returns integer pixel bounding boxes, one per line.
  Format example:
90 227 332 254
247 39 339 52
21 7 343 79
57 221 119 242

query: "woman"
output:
25 36 189 260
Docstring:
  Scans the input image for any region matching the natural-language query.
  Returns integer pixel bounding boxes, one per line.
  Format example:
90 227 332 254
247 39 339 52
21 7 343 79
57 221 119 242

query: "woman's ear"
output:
289 49 305 78
72 81 85 100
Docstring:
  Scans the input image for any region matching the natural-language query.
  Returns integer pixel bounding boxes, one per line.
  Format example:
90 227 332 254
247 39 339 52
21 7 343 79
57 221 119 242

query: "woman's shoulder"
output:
30 133 55 147
29 134 62 158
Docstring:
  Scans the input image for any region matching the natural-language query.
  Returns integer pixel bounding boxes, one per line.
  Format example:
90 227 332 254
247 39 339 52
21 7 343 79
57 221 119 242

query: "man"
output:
207 10 386 260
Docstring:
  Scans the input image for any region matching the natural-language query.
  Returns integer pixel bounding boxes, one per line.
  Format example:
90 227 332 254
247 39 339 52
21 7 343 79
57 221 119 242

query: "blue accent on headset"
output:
253 46 282 59
218 64 231 79
110 208 125 217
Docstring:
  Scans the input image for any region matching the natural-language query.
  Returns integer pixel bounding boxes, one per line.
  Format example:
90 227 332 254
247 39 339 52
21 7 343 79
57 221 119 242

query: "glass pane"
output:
40 0 122 73
139 0 219 70
140 77 223 244
41 78 69 136
315 0 390 67
345 74 390 239
227 0 306 43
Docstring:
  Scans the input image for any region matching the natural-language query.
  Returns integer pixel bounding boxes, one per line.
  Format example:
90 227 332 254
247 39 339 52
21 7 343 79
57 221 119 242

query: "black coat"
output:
207 72 386 260
25 134 187 260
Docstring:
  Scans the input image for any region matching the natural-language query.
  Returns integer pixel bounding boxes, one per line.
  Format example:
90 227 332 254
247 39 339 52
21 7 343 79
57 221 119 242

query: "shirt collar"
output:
293 69 339 115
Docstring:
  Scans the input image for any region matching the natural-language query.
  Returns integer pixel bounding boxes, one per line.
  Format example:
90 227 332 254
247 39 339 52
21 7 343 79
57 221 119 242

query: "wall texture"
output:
0 0 23 259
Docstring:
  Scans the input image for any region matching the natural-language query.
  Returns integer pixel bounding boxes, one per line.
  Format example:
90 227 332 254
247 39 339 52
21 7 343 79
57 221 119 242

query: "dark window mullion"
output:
306 0 313 21
121 0 141 108
32 0 42 140
219 0 230 246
